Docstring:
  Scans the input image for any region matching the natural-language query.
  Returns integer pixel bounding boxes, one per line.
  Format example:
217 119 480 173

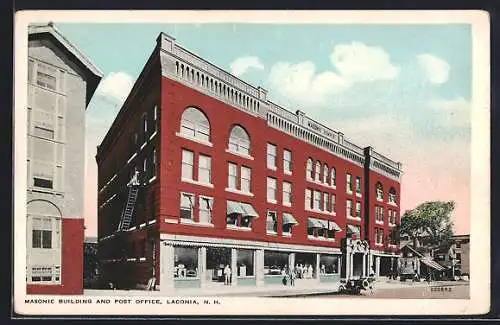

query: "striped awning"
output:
347 224 360 234
240 203 259 219
316 219 328 229
308 218 323 228
283 213 298 225
328 221 342 232
421 258 446 271
227 201 245 215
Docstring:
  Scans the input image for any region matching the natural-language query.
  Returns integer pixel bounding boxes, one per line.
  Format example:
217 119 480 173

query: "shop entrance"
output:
295 253 317 280
353 253 364 277
206 247 231 287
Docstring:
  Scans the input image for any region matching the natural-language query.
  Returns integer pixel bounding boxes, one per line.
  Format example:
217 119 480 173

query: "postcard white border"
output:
13 10 490 316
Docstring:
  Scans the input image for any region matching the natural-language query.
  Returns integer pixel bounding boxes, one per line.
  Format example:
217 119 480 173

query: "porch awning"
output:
308 218 323 228
240 203 259 219
347 224 360 234
227 201 245 215
421 258 446 271
283 213 298 225
328 221 342 232
316 219 329 229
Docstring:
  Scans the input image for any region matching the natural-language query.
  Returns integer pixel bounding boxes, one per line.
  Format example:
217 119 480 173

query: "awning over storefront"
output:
316 219 329 229
308 218 323 228
227 201 245 215
240 203 259 219
328 221 342 232
347 224 360 234
283 213 298 225
421 258 446 271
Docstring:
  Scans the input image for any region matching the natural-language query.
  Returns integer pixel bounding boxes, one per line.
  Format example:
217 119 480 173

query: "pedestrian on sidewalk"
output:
224 265 231 285
289 268 296 287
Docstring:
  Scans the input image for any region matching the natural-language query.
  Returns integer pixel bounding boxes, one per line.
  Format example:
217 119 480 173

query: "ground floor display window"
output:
320 254 339 274
206 247 231 282
174 246 198 278
264 250 288 275
295 252 317 279
237 249 254 277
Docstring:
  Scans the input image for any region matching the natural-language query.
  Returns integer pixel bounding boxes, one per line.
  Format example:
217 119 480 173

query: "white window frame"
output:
315 161 321 182
323 164 329 184
267 177 277 204
180 192 195 221
355 176 362 196
282 181 292 206
181 150 194 181
283 149 292 174
228 162 238 190
323 192 330 212
228 125 252 157
346 173 353 194
267 143 277 170
306 158 314 180
313 190 321 210
346 199 353 218
179 107 211 145
305 189 312 210
199 196 214 224
240 166 251 193
198 154 212 185
266 211 277 235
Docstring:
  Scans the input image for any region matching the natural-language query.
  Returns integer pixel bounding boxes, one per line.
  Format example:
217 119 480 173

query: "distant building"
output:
434 234 470 276
26 23 102 294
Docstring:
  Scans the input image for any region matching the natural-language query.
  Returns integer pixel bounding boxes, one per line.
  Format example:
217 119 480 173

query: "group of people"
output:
280 264 317 286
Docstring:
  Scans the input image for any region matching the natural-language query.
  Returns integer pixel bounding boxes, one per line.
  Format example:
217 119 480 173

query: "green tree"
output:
400 201 455 256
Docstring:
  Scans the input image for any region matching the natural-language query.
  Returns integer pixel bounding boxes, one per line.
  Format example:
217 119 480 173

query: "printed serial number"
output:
431 287 453 292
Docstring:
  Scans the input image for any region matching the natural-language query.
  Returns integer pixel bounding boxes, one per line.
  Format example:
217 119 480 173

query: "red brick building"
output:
96 33 402 292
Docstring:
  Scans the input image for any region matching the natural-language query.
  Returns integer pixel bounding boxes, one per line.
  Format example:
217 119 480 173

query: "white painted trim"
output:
267 199 277 205
148 219 156 225
128 226 137 231
227 225 252 232
127 152 137 164
140 142 147 150
356 192 362 198
139 257 147 261
225 148 254 160
266 231 278 236
180 219 214 228
164 218 178 224
347 216 362 222
175 132 213 147
267 165 277 171
282 201 292 207
375 220 384 225
305 207 336 217
284 170 292 176
148 175 157 183
139 223 146 228
225 187 254 197
181 177 214 188
149 131 157 140
159 233 342 254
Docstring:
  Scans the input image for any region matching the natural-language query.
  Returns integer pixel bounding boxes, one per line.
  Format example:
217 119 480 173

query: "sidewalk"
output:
84 279 469 297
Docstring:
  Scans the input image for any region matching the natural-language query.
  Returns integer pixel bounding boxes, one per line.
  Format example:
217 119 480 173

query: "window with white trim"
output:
198 154 212 184
228 163 237 189
331 194 336 213
241 166 251 193
229 125 251 156
346 173 353 193
346 199 353 217
330 167 336 186
376 182 384 201
323 192 330 212
180 107 210 142
355 176 362 195
267 143 277 169
375 206 384 223
267 177 277 202
36 62 57 90
305 189 312 210
180 193 194 221
306 158 314 180
283 149 292 173
389 209 397 224
375 228 384 244
323 164 328 184
266 211 277 233
199 196 213 224
355 201 361 218
313 190 321 210
31 217 57 249
181 150 194 180
389 187 397 204
315 161 321 181
282 181 292 205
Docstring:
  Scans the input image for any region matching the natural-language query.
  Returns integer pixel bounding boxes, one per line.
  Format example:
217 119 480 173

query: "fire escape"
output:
117 170 142 232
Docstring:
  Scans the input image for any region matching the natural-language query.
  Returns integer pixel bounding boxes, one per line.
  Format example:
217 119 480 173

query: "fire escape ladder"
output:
117 171 141 232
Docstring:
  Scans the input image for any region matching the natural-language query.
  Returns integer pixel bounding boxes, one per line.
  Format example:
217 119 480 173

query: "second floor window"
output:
331 194 336 213
389 187 397 204
355 202 361 218
266 211 277 233
305 189 312 210
199 197 213 224
346 199 353 217
228 163 237 189
181 150 194 180
198 155 212 184
267 177 277 202
180 193 194 221
313 190 321 210
180 107 210 142
376 228 384 244
375 206 384 223
323 193 330 212
241 166 251 193
283 182 292 205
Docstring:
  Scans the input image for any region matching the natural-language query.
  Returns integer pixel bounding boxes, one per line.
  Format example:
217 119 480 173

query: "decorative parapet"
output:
364 146 403 181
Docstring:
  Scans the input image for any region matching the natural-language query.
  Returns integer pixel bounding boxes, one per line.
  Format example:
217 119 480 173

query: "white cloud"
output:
96 72 135 104
429 97 470 127
230 56 264 76
330 42 400 82
268 42 399 106
417 54 450 84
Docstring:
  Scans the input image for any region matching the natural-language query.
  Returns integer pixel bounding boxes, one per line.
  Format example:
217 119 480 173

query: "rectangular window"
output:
376 206 384 223
331 194 336 213
283 182 292 205
356 176 361 194
241 166 251 193
198 155 212 184
31 217 54 248
199 197 213 224
34 126 54 139
346 173 353 193
174 246 199 278
33 177 53 189
267 143 277 169
356 202 361 218
267 177 277 202
181 150 194 180
346 199 353 217
313 190 321 210
228 163 237 189
323 193 330 212
180 193 194 221
283 149 292 173
266 211 277 233
376 228 384 244
305 189 312 209
36 63 57 90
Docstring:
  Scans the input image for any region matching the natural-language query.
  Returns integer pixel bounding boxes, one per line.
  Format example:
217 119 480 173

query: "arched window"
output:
315 161 321 181
389 187 397 204
180 107 210 142
323 164 329 184
376 182 384 201
228 125 251 156
306 158 313 180
330 167 336 186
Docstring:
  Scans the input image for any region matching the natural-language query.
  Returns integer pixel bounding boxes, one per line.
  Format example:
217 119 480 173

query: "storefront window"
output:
319 255 339 274
237 249 254 277
264 251 289 275
295 253 317 279
174 246 198 278
206 247 231 282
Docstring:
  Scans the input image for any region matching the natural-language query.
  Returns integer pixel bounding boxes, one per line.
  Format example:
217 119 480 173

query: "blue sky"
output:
55 22 472 236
